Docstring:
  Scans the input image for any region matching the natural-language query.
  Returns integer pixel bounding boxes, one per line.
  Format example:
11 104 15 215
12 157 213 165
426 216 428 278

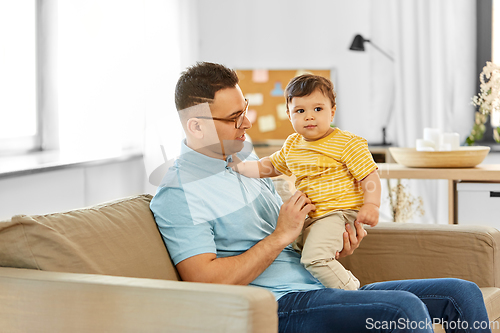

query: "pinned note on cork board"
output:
235 69 335 143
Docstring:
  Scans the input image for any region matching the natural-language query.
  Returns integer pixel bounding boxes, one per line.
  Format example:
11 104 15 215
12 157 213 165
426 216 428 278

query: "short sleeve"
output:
340 136 378 181
150 186 216 265
269 138 293 176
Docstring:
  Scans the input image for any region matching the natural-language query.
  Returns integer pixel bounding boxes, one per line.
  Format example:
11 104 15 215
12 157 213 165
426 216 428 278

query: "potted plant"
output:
466 61 500 145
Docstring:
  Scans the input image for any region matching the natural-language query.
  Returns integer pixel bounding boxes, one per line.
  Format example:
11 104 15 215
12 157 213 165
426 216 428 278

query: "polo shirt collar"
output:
178 140 232 173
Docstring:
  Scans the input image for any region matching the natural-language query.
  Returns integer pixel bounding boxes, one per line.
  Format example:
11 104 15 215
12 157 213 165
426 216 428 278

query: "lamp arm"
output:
366 40 394 62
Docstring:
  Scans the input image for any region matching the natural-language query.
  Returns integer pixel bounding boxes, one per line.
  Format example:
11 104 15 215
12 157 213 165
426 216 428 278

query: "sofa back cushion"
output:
0 194 179 281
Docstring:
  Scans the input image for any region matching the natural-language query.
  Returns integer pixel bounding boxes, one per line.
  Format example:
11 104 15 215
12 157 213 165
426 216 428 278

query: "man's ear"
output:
186 118 204 139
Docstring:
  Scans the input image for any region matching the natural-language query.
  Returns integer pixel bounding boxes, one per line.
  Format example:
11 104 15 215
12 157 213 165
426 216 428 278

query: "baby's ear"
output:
331 105 336 118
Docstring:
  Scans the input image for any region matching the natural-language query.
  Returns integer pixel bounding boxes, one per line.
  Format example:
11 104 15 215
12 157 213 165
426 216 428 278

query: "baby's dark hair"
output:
285 74 336 110
175 62 239 111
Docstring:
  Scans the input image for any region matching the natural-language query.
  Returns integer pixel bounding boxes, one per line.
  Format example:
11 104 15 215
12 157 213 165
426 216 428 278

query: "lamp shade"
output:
349 34 366 51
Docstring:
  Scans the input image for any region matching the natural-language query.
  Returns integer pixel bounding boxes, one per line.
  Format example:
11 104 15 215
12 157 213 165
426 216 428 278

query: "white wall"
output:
0 158 145 221
194 0 378 142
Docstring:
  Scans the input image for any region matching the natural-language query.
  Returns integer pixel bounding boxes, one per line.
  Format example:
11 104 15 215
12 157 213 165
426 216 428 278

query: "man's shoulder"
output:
150 170 184 209
157 163 182 189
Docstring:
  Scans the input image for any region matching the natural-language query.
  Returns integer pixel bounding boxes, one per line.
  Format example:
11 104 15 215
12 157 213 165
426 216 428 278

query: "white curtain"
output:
143 0 198 194
58 0 148 156
371 0 476 223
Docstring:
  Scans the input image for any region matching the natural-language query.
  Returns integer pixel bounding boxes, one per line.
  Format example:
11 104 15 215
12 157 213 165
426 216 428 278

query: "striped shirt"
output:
269 128 378 218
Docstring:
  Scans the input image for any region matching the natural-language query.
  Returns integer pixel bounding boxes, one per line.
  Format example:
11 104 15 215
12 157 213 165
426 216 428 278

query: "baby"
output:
232 74 381 290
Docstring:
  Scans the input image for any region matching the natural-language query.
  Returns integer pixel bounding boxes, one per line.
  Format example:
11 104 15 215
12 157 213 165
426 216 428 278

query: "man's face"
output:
203 85 251 158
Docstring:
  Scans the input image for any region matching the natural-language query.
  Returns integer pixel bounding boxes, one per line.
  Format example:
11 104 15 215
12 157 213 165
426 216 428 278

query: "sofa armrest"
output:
339 222 500 288
0 267 277 333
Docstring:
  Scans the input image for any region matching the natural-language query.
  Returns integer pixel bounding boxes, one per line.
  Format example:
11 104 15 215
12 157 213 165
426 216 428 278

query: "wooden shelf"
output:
378 163 500 181
378 163 500 224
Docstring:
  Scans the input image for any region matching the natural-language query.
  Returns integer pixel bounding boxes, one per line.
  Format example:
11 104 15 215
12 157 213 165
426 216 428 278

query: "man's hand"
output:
355 203 379 227
335 221 366 259
273 191 315 247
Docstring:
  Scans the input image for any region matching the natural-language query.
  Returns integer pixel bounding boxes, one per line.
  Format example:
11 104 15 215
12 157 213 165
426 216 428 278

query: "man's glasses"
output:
196 99 249 129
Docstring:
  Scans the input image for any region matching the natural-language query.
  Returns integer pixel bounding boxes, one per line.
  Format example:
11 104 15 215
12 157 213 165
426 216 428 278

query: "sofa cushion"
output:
481 287 500 322
0 194 179 281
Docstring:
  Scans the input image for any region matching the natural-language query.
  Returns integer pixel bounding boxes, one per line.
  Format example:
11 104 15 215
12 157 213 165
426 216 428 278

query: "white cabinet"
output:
0 168 85 219
0 156 145 220
457 182 500 229
84 159 145 207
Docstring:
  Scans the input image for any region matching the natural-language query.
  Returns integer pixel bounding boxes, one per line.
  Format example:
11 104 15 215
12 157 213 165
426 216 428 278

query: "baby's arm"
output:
230 156 282 178
356 170 381 226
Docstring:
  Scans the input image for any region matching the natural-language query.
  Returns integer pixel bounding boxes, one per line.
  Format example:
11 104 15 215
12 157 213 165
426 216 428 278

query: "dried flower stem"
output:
387 179 425 223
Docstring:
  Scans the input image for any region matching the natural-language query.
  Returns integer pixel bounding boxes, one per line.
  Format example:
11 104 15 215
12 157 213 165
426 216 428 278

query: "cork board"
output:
235 69 334 143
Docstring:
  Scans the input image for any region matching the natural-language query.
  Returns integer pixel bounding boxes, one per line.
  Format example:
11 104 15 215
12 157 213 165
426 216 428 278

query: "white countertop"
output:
0 149 143 179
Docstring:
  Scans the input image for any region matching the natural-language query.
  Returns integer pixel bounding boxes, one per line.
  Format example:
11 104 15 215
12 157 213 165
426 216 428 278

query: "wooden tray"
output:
389 146 491 168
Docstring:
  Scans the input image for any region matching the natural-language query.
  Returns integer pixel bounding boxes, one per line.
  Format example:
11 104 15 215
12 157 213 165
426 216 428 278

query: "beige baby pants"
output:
293 209 361 290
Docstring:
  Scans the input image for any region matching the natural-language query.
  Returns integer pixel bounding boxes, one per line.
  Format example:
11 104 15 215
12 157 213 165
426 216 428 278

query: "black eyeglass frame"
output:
195 99 249 129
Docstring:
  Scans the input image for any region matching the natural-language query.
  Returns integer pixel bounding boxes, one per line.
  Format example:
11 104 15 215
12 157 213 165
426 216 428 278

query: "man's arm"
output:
176 191 313 285
176 192 368 285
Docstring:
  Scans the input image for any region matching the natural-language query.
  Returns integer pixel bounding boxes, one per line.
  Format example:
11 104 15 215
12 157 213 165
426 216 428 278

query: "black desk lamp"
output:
349 34 394 146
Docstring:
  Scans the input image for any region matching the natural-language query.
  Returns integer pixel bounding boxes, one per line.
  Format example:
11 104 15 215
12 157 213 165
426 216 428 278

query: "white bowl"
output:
388 146 490 168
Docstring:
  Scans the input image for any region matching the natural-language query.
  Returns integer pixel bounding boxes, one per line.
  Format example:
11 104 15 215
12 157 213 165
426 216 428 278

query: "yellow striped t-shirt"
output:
269 128 378 218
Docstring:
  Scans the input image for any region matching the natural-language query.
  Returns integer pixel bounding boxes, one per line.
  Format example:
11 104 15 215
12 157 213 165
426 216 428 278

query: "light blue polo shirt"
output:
150 141 323 300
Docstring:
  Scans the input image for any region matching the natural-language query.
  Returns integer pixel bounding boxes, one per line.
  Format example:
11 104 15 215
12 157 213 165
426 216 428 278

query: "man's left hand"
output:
335 221 366 259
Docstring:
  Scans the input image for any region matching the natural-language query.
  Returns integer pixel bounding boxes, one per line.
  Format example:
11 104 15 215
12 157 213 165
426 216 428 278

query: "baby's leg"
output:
300 210 360 290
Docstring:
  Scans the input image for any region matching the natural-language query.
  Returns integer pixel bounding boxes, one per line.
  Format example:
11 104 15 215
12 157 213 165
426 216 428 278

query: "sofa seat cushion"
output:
0 194 179 281
481 287 500 323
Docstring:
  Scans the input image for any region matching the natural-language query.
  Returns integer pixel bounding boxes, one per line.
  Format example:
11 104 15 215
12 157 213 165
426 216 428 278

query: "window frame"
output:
476 0 496 143
0 0 42 156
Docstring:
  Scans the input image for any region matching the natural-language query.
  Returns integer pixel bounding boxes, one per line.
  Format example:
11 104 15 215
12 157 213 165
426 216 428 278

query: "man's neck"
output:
185 138 228 161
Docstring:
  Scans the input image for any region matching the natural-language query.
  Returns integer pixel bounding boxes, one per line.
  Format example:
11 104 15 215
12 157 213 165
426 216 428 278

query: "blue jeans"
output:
277 278 491 333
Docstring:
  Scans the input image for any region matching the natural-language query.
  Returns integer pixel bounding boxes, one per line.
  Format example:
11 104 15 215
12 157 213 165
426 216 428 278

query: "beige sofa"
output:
1 193 500 333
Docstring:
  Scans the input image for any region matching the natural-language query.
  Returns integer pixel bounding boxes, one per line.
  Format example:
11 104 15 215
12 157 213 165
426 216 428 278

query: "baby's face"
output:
287 89 336 141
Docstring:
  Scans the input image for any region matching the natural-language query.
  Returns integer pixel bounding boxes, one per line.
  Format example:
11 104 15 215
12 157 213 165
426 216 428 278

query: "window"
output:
494 0 500 64
1 0 183 159
57 0 146 156
494 0 500 127
0 1 38 154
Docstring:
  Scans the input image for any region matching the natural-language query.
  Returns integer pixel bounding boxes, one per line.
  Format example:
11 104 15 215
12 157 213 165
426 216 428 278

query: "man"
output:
150 62 491 333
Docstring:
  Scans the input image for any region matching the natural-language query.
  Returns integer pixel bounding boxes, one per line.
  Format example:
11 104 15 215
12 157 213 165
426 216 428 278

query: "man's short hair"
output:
284 74 336 110
175 62 239 112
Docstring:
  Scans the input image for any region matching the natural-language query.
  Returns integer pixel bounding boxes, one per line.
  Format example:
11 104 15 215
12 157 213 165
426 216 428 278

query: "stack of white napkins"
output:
416 128 460 151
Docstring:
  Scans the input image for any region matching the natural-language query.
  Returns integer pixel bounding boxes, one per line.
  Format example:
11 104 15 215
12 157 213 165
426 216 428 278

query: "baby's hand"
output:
356 203 379 227
227 161 238 171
